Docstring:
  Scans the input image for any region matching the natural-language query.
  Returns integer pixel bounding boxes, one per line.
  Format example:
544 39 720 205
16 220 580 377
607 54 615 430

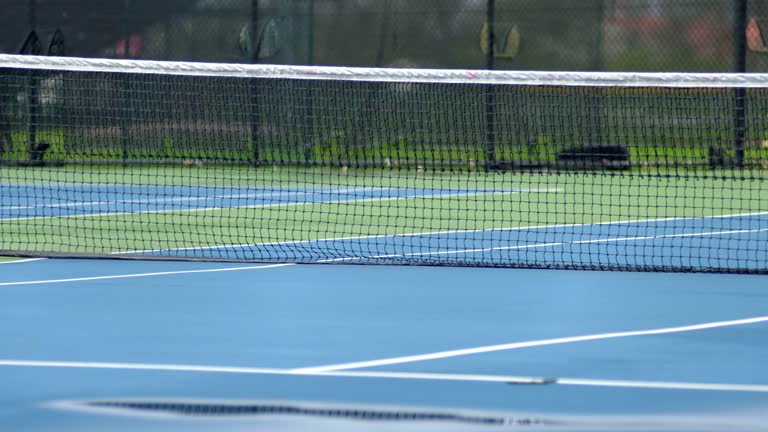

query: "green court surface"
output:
2 165 766 258
0 257 21 262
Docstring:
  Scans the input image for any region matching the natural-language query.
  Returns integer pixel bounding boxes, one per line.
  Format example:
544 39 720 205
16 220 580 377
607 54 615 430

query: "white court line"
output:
291 316 768 373
122 211 768 256
1 359 767 393
555 378 768 392
0 187 396 212
0 263 293 287
319 227 768 263
1 190 531 223
0 191 309 211
0 258 46 265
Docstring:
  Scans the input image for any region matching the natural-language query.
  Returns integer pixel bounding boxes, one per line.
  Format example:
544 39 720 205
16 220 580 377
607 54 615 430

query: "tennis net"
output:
0 54 767 272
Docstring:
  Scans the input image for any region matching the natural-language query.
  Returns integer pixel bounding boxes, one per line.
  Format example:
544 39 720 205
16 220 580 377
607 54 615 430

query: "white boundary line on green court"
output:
0 187 396 211
291 316 768 373
1 359 766 393
0 263 293 287
0 258 46 265
0 189 543 222
0 190 311 211
118 210 768 256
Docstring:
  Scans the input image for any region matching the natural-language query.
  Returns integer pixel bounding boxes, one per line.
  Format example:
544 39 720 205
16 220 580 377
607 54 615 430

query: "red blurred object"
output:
116 34 143 58
746 17 766 52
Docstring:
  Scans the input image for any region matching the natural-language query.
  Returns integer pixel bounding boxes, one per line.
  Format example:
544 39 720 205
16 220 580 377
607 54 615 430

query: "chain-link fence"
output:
2 0 768 71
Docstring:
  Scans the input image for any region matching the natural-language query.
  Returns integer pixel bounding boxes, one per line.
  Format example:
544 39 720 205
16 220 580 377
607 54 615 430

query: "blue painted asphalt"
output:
0 259 766 431
135 214 768 272
3 183 766 271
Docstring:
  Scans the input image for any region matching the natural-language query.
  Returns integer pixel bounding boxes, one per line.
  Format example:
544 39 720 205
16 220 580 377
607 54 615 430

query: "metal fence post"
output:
27 0 38 161
484 0 496 170
251 0 260 165
120 0 132 165
733 0 747 168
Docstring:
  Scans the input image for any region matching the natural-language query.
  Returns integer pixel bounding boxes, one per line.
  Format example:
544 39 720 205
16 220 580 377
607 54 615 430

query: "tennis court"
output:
3 165 767 270
2 259 768 431
0 182 535 219
1 55 768 431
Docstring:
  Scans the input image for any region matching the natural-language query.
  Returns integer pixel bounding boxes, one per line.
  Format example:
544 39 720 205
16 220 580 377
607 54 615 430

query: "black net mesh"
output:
0 55 766 272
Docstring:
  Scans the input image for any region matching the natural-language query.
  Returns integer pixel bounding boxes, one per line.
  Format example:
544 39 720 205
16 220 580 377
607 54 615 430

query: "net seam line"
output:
4 54 768 88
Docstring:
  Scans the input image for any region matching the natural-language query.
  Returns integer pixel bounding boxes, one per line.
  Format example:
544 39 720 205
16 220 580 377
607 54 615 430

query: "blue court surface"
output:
133 213 768 271
1 258 767 431
4 182 767 272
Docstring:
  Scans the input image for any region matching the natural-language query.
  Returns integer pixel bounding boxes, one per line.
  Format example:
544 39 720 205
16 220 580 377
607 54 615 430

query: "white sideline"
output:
1 359 766 393
292 316 768 373
122 211 768 256
319 228 768 262
0 263 293 286
0 258 46 264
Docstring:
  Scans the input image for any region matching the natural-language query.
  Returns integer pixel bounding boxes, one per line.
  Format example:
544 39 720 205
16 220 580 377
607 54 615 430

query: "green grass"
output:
2 164 766 257
6 127 768 170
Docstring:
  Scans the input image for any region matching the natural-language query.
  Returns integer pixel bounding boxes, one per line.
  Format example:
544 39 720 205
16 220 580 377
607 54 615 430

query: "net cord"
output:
1 54 767 88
